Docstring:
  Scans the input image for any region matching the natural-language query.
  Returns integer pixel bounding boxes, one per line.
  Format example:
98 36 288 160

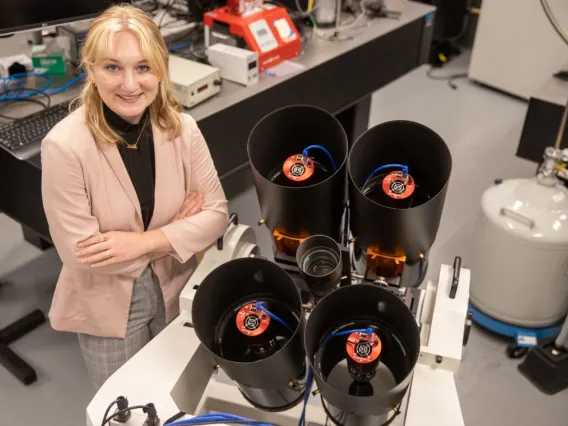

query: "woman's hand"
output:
76 193 205 267
171 192 205 222
76 231 149 267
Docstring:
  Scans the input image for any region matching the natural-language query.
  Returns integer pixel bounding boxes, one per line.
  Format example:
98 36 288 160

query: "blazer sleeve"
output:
41 137 150 278
159 114 229 263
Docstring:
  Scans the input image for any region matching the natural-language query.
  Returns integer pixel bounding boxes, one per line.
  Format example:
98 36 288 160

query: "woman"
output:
41 3 229 389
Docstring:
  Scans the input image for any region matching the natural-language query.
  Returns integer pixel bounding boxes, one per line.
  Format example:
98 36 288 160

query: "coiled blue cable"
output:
165 412 276 426
302 145 337 172
255 302 294 333
0 72 51 95
0 88 48 103
363 164 408 188
0 71 84 101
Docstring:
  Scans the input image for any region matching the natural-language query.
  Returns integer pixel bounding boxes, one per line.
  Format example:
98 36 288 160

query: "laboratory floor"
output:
1 53 566 426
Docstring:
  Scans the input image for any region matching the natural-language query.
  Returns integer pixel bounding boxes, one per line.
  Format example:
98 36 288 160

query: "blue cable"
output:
255 302 294 333
363 163 408 188
0 71 84 100
45 72 84 95
166 420 272 426
302 145 337 172
165 412 276 426
321 327 373 345
0 88 47 102
298 368 313 426
1 72 52 94
0 76 20 92
169 40 192 51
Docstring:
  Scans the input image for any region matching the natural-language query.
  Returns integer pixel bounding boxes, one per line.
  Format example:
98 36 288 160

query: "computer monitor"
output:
0 0 129 36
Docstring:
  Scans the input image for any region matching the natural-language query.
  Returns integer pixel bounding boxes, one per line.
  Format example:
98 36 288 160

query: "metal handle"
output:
499 208 535 229
449 256 461 299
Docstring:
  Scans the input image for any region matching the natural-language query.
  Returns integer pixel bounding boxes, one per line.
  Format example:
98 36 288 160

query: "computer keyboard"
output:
0 100 71 160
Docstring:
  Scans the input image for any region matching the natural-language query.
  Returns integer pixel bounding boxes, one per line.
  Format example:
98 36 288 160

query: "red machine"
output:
203 0 301 71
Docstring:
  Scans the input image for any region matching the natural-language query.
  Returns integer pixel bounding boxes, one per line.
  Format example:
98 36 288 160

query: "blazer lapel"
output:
148 120 169 230
95 135 143 223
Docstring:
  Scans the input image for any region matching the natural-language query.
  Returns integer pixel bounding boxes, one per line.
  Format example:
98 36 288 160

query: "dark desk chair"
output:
0 280 46 385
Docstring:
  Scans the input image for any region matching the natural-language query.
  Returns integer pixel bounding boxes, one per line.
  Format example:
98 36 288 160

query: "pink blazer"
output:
41 106 229 338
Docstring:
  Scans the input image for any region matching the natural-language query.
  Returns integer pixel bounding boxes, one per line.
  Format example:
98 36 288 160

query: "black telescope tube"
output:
304 284 420 419
348 120 452 259
192 257 306 411
248 105 349 242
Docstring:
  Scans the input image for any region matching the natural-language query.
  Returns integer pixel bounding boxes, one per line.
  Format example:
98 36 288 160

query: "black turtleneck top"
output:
103 104 155 230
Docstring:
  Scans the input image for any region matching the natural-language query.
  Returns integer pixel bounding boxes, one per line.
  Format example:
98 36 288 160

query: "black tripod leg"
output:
0 309 46 385
0 309 46 344
0 343 37 385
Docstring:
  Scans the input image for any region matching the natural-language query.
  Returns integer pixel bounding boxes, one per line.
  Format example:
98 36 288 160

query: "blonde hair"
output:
74 3 182 145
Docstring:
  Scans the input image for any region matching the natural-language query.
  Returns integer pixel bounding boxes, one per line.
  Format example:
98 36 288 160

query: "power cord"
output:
426 67 468 90
0 71 82 121
0 88 51 121
101 404 155 426
101 397 122 426
0 71 84 98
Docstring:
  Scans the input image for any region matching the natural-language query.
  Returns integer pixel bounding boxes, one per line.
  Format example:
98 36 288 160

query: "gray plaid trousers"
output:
78 266 166 389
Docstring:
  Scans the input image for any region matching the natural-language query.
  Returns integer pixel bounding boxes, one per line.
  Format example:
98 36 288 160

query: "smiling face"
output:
90 30 159 124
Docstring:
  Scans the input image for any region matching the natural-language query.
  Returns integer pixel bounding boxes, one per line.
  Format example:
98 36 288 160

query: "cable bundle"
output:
164 412 276 426
0 71 84 120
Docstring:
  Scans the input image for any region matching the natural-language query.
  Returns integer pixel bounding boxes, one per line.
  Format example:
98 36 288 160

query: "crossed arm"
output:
74 192 205 268
41 115 229 277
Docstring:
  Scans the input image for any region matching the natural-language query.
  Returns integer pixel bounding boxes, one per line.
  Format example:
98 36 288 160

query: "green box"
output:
32 43 67 75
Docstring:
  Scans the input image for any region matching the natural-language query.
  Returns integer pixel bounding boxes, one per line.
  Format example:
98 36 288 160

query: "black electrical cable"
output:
426 67 468 90
101 405 152 426
426 67 450 81
164 411 186 425
0 98 48 121
0 89 51 121
100 399 121 426
447 73 468 90
0 87 51 107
